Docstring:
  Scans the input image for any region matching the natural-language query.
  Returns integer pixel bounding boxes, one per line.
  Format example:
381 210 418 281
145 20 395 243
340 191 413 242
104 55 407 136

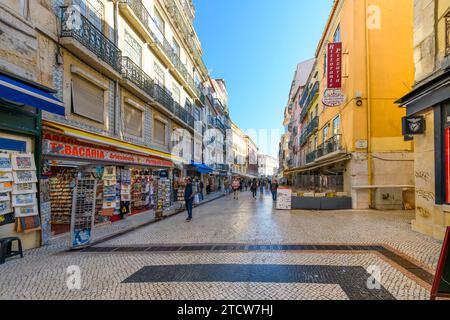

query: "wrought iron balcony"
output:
306 150 317 164
152 83 175 114
306 117 319 136
122 57 153 95
316 135 343 159
60 6 122 73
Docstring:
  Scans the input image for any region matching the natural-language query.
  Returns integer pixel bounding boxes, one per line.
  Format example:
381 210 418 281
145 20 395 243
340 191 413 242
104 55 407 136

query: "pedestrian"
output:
232 178 240 200
198 180 204 202
250 178 258 199
259 179 264 195
271 180 279 201
224 178 231 196
239 179 243 192
184 178 195 222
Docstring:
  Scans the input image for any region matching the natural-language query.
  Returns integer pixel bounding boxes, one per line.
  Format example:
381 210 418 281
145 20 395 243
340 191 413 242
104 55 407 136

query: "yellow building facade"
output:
398 0 450 240
287 0 416 209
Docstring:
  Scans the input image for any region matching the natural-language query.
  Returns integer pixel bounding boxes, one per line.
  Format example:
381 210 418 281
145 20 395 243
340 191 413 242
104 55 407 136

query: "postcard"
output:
12 154 36 171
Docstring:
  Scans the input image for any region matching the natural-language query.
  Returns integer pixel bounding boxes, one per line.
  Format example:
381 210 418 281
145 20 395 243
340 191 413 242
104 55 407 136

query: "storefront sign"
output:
43 139 173 168
323 89 345 107
327 42 343 89
402 116 425 135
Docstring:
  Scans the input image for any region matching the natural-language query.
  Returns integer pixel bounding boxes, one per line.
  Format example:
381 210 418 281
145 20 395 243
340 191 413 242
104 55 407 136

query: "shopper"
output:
259 179 264 195
250 179 258 199
232 178 240 200
184 178 195 222
198 180 204 202
271 180 279 201
224 178 231 196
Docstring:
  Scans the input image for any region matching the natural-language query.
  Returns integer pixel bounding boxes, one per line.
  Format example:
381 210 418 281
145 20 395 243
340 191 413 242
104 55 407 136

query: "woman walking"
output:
232 178 241 200
250 179 258 199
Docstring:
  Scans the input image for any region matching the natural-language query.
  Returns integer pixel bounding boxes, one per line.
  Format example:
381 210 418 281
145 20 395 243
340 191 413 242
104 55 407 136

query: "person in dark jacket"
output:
250 179 258 199
184 178 195 221
271 180 279 201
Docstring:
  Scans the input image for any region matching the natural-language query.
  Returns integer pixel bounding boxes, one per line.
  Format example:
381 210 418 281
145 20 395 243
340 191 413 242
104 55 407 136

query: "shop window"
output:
71 75 105 123
153 119 166 145
124 103 143 137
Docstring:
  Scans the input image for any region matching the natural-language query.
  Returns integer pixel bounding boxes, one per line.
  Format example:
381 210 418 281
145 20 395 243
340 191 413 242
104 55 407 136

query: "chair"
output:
0 237 23 264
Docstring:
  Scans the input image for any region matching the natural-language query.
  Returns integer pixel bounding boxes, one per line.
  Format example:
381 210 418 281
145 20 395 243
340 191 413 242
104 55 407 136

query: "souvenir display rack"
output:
157 178 172 210
70 175 97 249
131 169 151 212
49 167 76 225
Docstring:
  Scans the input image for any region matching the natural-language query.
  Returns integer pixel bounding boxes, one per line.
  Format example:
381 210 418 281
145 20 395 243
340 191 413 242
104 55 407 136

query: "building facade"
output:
0 0 239 248
258 154 278 179
231 121 248 178
246 135 259 178
398 0 450 240
284 0 416 209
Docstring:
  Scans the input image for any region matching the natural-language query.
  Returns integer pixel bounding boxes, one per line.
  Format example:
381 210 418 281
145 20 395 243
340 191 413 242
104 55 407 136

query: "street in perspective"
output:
1 0 450 305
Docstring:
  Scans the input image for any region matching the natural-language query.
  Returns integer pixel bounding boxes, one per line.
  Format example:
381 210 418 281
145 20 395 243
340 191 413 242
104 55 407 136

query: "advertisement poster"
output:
276 187 292 210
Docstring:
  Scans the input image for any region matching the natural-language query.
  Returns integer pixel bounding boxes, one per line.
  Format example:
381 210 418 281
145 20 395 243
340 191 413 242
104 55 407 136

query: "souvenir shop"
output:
0 71 65 249
41 129 174 236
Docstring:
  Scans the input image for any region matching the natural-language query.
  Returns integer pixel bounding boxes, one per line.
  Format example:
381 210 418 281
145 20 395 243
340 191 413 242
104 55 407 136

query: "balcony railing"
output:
122 57 154 95
124 0 198 96
306 117 319 136
316 135 343 159
60 6 122 73
306 150 317 164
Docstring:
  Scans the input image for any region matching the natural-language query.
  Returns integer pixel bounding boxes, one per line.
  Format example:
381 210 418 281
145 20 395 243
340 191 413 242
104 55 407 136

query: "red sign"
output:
327 42 342 89
42 136 173 168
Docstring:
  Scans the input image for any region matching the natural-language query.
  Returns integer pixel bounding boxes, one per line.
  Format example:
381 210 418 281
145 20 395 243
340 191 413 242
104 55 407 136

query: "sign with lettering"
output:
323 89 345 107
327 42 343 89
42 139 173 168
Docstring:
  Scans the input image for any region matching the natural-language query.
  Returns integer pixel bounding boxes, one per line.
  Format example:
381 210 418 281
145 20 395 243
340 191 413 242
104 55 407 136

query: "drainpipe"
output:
364 0 373 207
113 0 121 138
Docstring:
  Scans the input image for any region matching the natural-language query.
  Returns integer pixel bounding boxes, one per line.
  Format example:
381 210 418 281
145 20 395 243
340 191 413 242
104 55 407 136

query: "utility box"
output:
373 188 403 210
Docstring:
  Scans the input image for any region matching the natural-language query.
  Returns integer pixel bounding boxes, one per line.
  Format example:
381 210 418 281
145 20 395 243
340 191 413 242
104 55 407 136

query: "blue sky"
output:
194 0 334 157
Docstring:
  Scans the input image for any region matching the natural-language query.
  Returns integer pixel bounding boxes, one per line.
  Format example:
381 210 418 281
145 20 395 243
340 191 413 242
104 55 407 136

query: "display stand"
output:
276 187 292 210
70 176 97 249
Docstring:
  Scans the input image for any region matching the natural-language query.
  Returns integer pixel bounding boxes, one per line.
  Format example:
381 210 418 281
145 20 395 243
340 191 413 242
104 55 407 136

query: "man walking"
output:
250 179 258 199
232 178 240 200
198 180 204 202
271 180 279 201
184 178 195 222
224 177 231 197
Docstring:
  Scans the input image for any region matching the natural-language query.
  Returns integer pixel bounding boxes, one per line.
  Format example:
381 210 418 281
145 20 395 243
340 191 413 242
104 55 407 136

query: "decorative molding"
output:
70 65 108 90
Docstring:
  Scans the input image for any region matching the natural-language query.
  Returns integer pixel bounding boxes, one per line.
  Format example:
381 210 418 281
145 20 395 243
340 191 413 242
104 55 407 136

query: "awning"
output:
0 74 65 116
190 161 213 173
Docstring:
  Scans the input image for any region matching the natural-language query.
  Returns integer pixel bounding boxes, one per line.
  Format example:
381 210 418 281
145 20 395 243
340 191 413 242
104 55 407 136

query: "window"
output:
446 127 450 203
323 125 330 144
73 0 104 31
323 53 327 76
71 75 104 123
153 119 166 145
154 9 165 34
333 24 341 43
193 107 201 121
124 103 143 137
154 63 165 87
172 83 181 104
333 116 341 135
173 38 181 58
124 31 142 67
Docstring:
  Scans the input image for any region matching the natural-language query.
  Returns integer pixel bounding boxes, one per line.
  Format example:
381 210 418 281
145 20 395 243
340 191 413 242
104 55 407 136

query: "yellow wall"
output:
315 0 415 154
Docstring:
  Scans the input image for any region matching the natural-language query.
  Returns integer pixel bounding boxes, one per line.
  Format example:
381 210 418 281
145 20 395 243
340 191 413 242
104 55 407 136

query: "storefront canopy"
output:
190 161 213 173
0 74 65 116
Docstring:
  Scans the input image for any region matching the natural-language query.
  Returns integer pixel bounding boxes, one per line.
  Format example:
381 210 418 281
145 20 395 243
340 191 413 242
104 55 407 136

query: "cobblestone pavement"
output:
0 191 443 300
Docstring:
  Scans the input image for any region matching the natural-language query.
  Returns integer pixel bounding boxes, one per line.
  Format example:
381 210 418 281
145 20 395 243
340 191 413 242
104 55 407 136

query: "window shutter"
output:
154 119 166 145
124 104 143 137
72 76 105 123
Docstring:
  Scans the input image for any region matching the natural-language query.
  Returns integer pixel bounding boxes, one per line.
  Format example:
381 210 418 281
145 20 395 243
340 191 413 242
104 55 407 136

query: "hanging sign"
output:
327 42 343 89
323 89 345 107
402 116 426 135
